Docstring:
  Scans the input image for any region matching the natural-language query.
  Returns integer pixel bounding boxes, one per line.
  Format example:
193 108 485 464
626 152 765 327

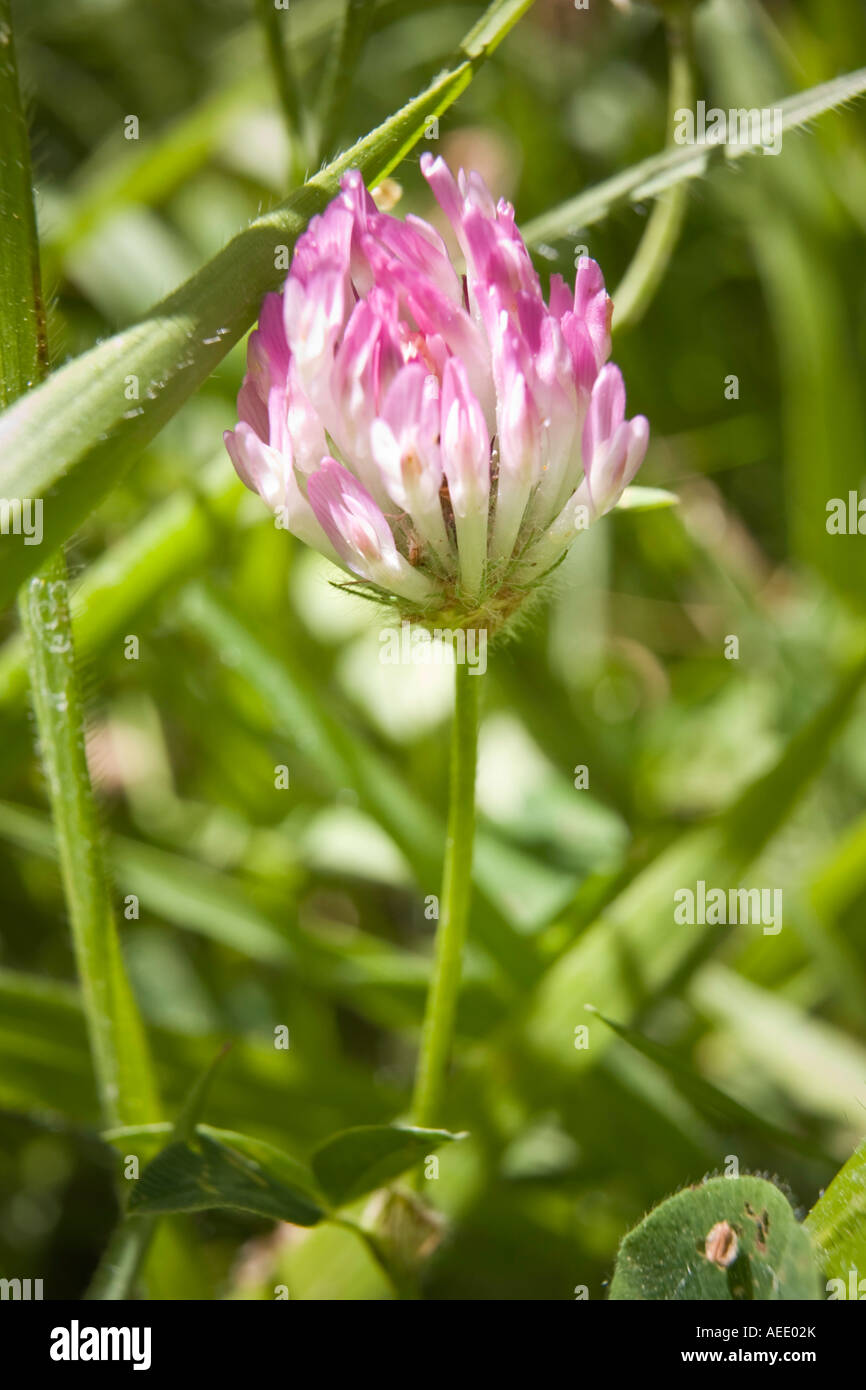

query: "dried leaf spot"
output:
704 1220 739 1269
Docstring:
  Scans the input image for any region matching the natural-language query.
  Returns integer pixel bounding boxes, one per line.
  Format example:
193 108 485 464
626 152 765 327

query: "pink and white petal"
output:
583 363 627 465
307 458 439 601
236 377 270 444
574 256 612 368
440 356 490 515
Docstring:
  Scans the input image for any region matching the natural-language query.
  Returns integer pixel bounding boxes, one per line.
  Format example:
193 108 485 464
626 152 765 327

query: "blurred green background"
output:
2 0 866 1299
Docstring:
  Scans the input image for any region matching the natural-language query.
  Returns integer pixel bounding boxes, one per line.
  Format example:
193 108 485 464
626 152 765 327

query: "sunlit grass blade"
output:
806 1138 866 1285
521 65 866 251
690 964 866 1129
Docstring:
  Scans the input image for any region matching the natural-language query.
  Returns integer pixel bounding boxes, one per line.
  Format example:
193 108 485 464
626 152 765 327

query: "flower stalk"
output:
411 659 480 1127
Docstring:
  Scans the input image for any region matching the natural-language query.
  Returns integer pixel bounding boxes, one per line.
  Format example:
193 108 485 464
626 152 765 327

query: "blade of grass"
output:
589 1007 833 1165
316 0 375 162
0 799 506 1033
17 567 162 1129
39 2 345 276
254 0 311 181
690 964 866 1128
698 0 866 615
521 65 866 250
0 966 397 1139
611 16 693 332
0 5 47 407
0 798 293 965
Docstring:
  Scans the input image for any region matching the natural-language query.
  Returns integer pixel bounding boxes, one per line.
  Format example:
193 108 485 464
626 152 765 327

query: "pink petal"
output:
440 356 490 513
307 458 398 572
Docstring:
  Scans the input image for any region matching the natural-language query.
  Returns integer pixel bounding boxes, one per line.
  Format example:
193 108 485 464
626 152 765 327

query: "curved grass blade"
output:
521 65 866 251
611 17 693 331
589 1008 832 1165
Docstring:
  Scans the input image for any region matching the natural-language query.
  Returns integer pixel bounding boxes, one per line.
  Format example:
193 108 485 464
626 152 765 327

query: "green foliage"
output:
312 1125 463 1206
615 486 680 512
128 1119 460 1227
806 1139 866 1285
3 0 866 1300
609 1177 821 1300
130 1131 325 1227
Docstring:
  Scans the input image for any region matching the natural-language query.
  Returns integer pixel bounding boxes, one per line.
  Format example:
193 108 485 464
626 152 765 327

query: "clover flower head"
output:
225 157 649 633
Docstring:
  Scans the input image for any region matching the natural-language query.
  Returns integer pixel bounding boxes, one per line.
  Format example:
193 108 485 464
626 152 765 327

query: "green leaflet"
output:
609 1176 821 1300
615 486 679 512
129 1131 325 1228
312 1124 463 1207
126 1121 461 1225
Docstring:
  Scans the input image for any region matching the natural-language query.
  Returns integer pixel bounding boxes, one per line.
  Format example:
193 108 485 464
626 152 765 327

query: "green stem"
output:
254 0 311 183
612 18 694 332
316 0 374 164
1 0 159 1136
84 1218 157 1302
18 557 161 1131
2 0 168 1297
411 660 480 1127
